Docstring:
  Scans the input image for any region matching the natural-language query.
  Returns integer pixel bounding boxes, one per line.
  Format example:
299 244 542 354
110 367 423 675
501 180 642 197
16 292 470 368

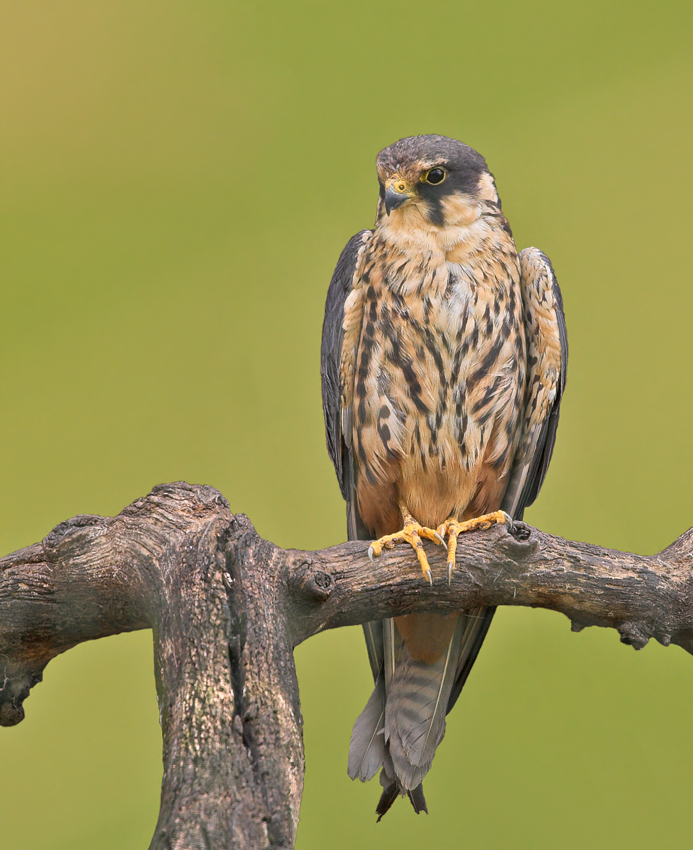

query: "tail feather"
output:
384 621 464 790
407 783 428 815
347 673 386 782
375 779 399 822
375 769 427 821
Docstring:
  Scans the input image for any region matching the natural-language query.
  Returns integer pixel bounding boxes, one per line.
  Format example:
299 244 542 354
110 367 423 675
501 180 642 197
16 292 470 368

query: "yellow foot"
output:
368 506 444 586
437 511 511 584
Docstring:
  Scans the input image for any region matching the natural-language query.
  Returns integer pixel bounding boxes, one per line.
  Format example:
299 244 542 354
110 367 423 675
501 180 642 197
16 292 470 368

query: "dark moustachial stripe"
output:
426 198 444 227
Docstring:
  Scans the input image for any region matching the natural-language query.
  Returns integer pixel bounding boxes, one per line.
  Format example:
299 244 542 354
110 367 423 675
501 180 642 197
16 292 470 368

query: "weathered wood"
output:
1 481 692 848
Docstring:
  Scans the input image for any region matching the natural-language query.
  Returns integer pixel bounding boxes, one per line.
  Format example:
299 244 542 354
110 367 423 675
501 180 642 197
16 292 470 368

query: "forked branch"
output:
1 482 691 849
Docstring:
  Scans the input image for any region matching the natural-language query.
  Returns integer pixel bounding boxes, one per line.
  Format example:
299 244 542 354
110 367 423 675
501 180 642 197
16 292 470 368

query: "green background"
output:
1 1 693 847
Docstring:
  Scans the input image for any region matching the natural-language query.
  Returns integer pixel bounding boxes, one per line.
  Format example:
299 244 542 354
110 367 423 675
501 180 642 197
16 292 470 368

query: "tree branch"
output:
1 482 691 848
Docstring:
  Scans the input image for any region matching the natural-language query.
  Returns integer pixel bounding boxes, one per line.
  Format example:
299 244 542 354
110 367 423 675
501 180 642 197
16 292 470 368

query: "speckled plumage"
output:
321 135 567 816
344 185 525 537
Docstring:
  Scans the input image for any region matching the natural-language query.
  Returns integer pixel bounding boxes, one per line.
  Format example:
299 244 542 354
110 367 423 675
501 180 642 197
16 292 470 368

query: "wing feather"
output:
502 247 568 519
446 247 567 715
320 229 371 499
322 230 394 783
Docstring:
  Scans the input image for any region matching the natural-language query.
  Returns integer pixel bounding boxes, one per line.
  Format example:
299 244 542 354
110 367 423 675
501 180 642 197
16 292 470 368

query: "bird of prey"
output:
321 135 567 818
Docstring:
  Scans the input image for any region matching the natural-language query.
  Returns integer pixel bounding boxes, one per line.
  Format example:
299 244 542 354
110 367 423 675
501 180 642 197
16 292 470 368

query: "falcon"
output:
321 135 567 818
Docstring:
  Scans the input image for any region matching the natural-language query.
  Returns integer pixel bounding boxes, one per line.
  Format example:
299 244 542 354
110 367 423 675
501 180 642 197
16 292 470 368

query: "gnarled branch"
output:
1 482 691 848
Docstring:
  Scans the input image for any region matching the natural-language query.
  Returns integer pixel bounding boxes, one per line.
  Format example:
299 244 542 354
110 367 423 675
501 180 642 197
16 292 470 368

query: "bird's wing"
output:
445 247 567 715
322 229 411 790
321 229 371 504
501 247 568 520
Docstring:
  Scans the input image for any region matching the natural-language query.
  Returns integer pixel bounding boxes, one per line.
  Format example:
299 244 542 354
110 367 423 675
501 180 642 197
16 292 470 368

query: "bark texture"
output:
1 482 692 848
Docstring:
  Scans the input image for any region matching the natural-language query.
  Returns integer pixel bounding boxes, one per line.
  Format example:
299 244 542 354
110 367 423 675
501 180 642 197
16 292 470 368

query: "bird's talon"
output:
367 505 442 582
436 511 510 584
368 545 375 562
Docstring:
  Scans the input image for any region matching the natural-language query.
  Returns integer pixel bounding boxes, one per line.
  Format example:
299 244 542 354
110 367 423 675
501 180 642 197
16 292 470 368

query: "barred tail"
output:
384 619 465 790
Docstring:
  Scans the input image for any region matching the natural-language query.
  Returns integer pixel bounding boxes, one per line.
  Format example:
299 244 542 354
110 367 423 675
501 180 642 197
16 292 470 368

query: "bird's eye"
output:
424 168 446 185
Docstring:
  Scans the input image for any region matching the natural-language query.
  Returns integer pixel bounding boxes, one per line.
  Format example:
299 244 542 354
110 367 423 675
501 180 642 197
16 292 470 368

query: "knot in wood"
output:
309 571 333 600
292 560 334 602
497 520 538 558
302 569 333 602
507 521 531 542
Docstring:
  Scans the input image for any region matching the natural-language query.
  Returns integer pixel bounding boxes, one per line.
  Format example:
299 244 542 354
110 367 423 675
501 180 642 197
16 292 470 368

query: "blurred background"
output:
1 1 692 847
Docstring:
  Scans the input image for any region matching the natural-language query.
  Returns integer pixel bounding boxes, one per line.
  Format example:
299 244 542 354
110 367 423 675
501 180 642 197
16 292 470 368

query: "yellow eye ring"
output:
423 167 446 185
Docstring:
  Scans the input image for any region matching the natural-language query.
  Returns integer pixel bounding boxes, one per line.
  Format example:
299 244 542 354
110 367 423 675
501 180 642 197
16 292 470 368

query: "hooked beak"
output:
384 180 412 215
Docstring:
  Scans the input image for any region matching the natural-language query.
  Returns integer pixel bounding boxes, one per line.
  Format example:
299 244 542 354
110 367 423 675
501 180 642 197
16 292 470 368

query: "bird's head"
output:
375 135 498 230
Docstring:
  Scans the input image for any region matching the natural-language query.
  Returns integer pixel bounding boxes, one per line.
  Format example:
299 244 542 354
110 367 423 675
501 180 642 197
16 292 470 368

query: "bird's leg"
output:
368 501 444 586
437 511 511 584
